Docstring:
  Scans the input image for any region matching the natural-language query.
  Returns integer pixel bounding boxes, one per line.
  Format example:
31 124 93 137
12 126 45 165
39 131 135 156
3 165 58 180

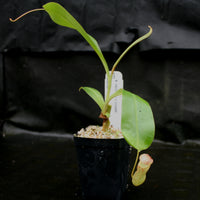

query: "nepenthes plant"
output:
10 2 155 186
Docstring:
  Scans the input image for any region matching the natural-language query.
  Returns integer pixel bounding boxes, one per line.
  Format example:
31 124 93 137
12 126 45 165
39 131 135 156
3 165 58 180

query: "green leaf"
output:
107 88 123 103
104 104 111 118
80 87 105 110
43 2 109 76
112 26 152 72
121 90 155 151
102 88 123 115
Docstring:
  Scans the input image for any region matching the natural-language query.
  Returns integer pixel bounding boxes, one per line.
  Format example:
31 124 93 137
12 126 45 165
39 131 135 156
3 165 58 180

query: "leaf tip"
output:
148 25 153 34
9 18 15 22
79 87 83 92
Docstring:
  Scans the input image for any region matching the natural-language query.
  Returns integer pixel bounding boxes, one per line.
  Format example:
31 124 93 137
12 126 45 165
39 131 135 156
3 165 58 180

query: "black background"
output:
0 1 200 200
0 0 200 143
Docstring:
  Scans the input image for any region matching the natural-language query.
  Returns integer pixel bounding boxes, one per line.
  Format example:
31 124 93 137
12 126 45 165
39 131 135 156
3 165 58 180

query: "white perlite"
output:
76 125 124 139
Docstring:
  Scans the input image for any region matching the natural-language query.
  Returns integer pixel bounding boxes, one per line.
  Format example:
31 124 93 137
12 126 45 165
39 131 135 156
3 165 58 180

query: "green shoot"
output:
10 3 155 175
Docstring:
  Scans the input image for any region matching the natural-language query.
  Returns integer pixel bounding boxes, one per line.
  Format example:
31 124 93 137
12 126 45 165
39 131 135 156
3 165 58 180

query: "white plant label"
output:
105 71 123 129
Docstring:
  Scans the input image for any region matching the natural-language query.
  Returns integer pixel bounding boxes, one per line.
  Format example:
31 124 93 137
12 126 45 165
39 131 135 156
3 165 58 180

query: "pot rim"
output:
74 135 130 149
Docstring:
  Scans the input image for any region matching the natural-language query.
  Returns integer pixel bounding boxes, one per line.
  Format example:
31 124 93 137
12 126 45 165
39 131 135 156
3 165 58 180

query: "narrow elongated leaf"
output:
121 90 155 151
102 88 122 115
107 88 123 103
80 87 105 110
43 2 109 75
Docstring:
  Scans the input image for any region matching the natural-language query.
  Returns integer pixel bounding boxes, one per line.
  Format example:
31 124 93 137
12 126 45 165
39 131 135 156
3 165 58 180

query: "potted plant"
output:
10 2 155 200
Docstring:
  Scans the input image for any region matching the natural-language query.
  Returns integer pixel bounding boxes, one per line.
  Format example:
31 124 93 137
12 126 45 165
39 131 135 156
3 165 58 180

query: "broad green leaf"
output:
80 87 105 110
121 90 155 151
43 2 109 75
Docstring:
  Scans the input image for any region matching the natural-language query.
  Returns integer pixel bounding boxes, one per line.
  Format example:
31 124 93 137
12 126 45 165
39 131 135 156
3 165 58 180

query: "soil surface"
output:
76 125 124 139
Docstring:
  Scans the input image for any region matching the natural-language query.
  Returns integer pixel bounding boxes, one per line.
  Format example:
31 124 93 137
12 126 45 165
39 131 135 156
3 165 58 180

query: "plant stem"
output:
9 8 45 22
104 72 112 104
101 71 113 132
131 150 140 177
102 118 110 132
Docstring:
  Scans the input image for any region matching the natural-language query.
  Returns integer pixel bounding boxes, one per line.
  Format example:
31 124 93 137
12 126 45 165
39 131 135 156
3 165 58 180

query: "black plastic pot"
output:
74 136 130 200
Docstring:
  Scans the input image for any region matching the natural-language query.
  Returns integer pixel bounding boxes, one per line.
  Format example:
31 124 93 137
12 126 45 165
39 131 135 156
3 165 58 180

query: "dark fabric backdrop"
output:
0 0 200 143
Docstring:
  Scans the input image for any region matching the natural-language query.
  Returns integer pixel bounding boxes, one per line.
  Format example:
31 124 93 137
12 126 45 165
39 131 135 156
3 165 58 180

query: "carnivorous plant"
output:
10 2 155 186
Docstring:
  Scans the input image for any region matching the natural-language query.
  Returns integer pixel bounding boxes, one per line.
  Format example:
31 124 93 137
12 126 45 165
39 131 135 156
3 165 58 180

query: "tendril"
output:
9 8 44 22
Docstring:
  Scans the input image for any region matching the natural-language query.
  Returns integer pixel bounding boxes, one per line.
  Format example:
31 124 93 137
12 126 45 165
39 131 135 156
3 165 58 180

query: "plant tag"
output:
105 71 123 129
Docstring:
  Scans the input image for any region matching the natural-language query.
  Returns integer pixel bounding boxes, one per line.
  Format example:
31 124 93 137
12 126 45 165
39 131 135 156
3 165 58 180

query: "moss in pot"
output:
10 2 155 199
